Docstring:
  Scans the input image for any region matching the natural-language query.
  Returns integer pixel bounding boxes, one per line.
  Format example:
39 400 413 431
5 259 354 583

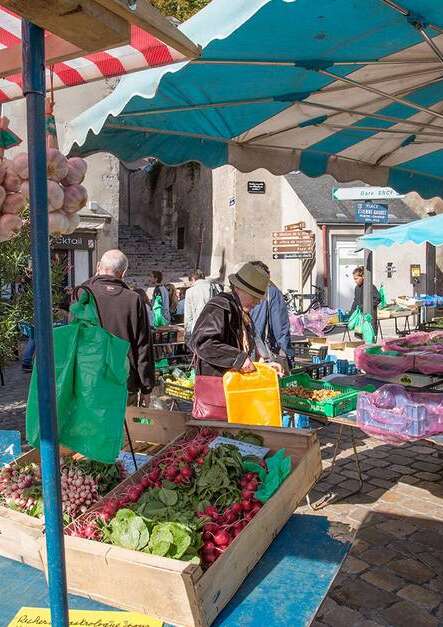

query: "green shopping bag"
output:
26 287 130 463
379 284 388 309
347 307 363 332
152 293 167 327
362 312 376 344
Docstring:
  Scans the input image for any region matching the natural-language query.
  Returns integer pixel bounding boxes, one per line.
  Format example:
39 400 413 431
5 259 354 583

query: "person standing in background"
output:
150 271 171 324
350 265 381 337
184 270 213 339
250 261 294 370
82 250 155 406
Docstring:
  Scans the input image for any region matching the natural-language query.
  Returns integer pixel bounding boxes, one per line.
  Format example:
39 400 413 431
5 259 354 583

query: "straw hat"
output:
229 262 270 299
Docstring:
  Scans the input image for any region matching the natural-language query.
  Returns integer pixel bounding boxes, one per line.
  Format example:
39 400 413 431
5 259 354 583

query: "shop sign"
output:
52 234 95 250
247 181 266 194
355 202 389 224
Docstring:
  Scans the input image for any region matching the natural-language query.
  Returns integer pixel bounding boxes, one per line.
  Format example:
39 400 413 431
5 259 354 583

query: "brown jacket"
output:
191 292 255 377
81 275 155 393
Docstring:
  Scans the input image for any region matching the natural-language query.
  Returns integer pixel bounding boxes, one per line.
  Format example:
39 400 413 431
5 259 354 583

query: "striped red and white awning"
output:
0 6 185 103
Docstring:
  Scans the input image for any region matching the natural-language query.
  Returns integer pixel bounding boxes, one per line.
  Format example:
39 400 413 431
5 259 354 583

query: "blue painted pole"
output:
22 20 69 626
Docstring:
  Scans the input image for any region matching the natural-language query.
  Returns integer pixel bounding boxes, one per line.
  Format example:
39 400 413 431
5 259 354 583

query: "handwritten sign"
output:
8 607 162 626
209 436 269 459
0 431 21 467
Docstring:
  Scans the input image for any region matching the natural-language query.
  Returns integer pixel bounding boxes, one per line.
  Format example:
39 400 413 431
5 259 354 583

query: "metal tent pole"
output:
363 223 373 332
22 20 69 626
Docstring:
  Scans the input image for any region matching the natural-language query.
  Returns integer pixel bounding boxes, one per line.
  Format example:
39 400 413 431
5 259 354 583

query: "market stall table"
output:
283 372 443 510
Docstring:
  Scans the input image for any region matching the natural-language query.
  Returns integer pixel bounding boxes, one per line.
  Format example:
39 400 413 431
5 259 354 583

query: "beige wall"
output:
210 167 429 301
3 79 120 257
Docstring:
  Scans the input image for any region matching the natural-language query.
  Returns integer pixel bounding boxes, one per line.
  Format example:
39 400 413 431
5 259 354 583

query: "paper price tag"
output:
208 436 269 459
8 608 163 626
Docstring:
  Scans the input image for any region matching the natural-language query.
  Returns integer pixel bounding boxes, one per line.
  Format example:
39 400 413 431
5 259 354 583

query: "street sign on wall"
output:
247 181 266 194
332 186 404 201
272 252 313 260
356 202 389 224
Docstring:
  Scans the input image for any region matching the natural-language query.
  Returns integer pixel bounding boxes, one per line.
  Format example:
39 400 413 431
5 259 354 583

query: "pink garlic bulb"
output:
0 161 6 185
13 153 29 181
62 184 87 214
0 213 23 241
61 157 87 186
2 192 25 215
3 159 21 192
0 185 6 209
47 148 69 183
47 180 64 210
65 213 80 234
48 210 70 234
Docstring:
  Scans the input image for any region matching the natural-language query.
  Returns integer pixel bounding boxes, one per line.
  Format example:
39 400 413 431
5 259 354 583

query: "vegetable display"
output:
0 149 88 242
0 456 125 523
68 428 271 569
284 386 341 401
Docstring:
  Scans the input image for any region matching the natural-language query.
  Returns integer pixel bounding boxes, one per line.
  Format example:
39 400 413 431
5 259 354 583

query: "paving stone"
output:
397 584 441 610
367 467 402 480
342 556 369 575
380 601 439 627
399 475 421 485
389 464 416 475
388 558 434 584
361 566 404 592
320 604 362 627
357 526 392 546
414 471 442 482
354 620 384 627
367 477 395 489
412 461 443 473
359 546 399 566
388 455 416 466
409 530 443 552
351 538 370 555
411 445 439 455
337 478 363 492
331 579 396 610
366 487 387 499
418 553 443 578
376 519 418 538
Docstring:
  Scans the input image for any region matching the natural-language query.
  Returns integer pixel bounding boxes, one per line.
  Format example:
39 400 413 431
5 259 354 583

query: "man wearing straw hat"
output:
191 261 283 378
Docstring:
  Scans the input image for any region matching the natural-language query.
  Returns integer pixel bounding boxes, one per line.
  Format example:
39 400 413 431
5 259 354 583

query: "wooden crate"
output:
0 410 186 570
0 449 45 569
51 423 322 627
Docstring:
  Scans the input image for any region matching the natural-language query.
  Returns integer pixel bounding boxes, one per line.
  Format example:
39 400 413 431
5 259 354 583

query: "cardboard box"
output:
53 421 322 627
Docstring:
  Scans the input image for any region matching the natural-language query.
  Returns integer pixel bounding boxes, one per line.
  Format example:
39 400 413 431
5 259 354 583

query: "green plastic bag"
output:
243 449 292 503
362 312 376 344
347 307 363 332
152 294 167 328
379 284 388 309
26 289 130 463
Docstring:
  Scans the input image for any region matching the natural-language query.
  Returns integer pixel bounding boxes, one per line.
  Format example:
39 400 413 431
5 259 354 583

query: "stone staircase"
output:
118 224 194 287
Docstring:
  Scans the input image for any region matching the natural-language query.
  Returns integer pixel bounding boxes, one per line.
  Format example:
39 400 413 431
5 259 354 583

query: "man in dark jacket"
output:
250 261 294 367
350 266 381 336
82 249 155 405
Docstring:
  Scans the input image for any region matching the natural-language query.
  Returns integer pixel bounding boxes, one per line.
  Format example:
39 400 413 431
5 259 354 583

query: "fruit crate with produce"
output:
0 448 125 570
280 373 374 417
49 421 322 627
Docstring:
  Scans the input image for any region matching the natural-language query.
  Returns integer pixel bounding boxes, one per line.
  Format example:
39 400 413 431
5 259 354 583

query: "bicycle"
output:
284 284 337 334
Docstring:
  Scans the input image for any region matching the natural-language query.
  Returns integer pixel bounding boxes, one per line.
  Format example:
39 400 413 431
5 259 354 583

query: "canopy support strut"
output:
22 20 69 627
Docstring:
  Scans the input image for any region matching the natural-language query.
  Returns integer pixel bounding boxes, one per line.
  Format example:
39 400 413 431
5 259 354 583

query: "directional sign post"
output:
332 186 404 201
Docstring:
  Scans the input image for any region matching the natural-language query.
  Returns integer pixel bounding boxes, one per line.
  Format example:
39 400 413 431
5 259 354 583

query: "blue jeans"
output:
22 338 35 368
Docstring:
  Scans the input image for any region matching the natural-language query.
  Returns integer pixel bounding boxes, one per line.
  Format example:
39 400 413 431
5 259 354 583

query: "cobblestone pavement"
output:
1 359 442 625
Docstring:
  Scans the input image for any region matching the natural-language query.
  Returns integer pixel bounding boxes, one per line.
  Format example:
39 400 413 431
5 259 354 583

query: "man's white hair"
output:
99 249 129 276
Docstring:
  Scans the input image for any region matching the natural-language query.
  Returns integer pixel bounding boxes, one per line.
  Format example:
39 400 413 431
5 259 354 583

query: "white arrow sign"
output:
332 186 405 201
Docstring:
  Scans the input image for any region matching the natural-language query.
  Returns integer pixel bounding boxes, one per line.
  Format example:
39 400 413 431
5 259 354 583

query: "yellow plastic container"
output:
223 363 282 427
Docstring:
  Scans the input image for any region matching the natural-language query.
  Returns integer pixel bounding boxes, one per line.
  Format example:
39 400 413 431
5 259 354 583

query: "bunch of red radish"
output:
68 428 267 569
199 471 262 567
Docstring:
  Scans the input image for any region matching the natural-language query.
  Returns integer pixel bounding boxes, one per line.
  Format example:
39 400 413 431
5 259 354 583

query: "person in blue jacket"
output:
250 261 294 368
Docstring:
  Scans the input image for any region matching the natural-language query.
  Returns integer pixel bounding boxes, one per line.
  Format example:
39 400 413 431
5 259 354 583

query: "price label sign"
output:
0 431 21 467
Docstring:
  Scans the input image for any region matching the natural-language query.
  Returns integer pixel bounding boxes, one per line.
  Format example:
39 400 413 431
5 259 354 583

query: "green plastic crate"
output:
280 373 373 417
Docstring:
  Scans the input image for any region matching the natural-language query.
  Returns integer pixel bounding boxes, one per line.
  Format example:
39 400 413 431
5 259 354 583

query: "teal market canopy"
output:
66 0 443 198
357 212 443 249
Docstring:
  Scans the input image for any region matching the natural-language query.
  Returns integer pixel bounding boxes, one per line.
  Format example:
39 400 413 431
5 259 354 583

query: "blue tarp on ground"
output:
0 514 349 626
